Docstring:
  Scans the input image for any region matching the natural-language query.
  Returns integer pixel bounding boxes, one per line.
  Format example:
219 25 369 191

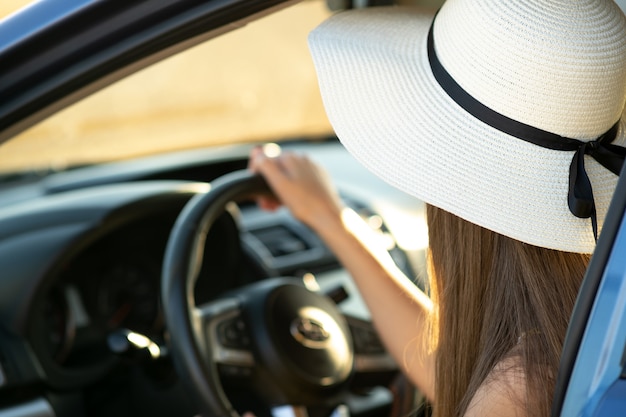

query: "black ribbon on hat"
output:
426 18 626 241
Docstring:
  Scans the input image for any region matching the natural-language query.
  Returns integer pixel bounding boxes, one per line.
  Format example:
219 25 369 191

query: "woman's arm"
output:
249 148 435 400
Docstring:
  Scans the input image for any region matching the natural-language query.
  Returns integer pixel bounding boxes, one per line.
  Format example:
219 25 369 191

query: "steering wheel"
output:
161 170 358 417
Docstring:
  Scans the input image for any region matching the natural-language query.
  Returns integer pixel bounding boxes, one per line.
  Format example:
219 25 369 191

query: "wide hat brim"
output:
308 7 626 254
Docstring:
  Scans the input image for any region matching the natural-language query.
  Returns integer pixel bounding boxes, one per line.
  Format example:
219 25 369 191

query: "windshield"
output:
0 0 333 174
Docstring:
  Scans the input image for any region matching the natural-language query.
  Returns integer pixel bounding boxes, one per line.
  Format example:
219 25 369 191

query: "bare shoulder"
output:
464 356 528 417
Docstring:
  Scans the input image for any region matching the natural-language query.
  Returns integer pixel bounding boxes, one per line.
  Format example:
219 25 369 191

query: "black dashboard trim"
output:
0 181 205 390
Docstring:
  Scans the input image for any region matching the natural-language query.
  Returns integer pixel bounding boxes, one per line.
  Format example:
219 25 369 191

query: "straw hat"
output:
308 0 626 253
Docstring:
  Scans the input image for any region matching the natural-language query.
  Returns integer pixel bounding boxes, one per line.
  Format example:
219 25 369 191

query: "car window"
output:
0 0 333 174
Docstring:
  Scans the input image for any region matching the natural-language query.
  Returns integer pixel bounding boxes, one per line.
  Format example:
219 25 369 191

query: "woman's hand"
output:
248 146 344 235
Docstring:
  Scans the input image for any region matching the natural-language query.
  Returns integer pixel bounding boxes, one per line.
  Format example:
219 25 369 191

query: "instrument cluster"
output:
35 207 247 374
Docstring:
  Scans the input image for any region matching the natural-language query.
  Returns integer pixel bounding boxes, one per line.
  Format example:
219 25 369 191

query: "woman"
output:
250 0 626 415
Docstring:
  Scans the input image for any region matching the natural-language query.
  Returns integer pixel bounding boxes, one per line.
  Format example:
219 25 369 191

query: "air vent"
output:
251 225 309 257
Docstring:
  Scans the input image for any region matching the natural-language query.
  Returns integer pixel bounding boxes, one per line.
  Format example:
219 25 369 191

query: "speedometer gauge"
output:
97 264 159 333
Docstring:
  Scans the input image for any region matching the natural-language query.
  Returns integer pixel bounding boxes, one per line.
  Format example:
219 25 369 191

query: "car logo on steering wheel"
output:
291 317 330 348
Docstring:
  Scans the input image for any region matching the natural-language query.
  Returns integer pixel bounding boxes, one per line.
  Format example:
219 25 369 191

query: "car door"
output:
552 160 626 415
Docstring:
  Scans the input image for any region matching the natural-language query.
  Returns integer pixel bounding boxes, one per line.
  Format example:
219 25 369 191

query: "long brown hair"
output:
426 204 590 417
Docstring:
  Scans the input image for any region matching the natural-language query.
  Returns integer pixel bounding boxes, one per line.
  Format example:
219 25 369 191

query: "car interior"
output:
0 1 433 416
2 0 626 416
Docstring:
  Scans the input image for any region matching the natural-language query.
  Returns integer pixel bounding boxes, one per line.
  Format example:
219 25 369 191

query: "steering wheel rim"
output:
162 170 269 417
161 170 355 417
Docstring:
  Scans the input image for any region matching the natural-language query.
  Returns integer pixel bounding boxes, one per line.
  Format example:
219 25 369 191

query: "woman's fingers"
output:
248 146 343 231
249 146 283 211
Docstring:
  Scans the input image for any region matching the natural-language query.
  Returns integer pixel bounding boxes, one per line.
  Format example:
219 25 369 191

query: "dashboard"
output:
0 139 427 416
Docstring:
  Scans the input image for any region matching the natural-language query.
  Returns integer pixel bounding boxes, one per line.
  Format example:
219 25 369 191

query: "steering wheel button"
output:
226 327 238 341
217 318 252 349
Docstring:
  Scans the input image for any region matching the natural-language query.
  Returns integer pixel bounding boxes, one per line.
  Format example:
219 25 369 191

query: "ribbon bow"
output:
568 123 626 239
427 18 625 241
